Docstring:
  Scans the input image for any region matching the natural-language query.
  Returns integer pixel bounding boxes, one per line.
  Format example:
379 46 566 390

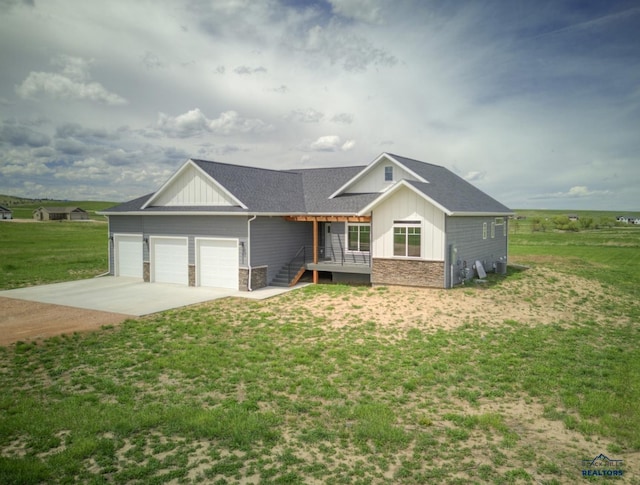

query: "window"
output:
483 222 487 239
393 223 421 257
348 224 370 252
384 166 393 182
491 221 495 238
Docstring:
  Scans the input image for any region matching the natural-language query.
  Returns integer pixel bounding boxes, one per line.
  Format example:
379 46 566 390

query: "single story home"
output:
616 215 640 224
33 207 89 221
99 153 513 290
0 205 12 220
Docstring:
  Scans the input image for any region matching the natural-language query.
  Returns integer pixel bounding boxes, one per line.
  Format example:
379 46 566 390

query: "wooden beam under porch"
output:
285 215 371 223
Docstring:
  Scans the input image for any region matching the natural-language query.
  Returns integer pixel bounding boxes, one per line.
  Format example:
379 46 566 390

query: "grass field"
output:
0 222 108 289
0 215 639 483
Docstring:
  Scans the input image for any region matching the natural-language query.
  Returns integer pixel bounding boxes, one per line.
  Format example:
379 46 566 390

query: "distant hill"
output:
0 195 117 220
0 194 50 206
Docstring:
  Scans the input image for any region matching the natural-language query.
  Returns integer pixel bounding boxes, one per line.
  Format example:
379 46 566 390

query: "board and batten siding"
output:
153 164 236 206
371 186 445 261
348 161 421 194
108 215 248 270
249 217 312 284
444 215 508 287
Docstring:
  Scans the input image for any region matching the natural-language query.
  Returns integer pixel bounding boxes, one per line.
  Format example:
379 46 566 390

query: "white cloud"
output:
331 113 354 124
463 171 486 182
309 135 355 152
533 185 611 200
309 135 342 151
297 23 397 72
289 108 324 123
156 109 272 138
341 139 356 151
15 55 127 105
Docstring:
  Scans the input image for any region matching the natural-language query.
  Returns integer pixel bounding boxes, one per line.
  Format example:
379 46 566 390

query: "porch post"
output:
313 218 319 283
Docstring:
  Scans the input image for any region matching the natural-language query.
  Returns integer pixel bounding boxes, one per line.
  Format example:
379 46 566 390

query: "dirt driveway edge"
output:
0 297 133 346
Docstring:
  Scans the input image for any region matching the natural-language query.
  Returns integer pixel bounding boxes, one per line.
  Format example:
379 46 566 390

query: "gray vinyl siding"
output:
108 215 248 273
249 217 312 283
444 216 508 287
324 222 370 264
324 221 345 261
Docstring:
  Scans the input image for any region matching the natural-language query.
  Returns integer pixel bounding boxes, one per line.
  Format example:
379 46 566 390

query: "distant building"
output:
567 214 579 221
0 205 12 220
33 207 89 221
616 215 640 224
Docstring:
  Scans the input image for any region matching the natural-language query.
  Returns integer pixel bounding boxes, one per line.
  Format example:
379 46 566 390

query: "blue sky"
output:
0 0 638 210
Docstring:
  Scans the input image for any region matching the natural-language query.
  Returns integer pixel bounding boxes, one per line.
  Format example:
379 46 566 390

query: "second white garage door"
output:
151 237 188 285
197 238 238 289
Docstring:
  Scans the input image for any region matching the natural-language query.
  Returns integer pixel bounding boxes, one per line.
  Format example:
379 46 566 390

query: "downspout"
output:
247 215 257 291
96 216 112 278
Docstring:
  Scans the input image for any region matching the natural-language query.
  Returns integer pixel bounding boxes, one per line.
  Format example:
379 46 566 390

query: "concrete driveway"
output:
0 277 303 316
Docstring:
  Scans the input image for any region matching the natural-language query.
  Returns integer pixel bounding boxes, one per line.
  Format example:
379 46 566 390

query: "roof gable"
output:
329 153 427 198
142 160 246 209
102 153 512 216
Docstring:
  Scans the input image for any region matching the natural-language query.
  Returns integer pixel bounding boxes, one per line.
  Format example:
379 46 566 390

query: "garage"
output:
196 238 239 289
151 237 188 285
114 234 143 278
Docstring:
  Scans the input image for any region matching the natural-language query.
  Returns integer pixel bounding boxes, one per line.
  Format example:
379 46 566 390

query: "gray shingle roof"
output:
387 154 512 213
102 154 511 215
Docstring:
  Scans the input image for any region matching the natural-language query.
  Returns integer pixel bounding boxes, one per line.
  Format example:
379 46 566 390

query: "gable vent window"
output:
384 166 393 182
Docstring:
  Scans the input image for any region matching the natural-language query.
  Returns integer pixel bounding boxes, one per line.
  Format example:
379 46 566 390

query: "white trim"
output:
141 159 248 210
357 179 452 216
329 153 428 199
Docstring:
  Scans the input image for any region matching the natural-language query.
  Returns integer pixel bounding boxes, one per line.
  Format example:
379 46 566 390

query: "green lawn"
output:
0 217 639 483
0 222 108 289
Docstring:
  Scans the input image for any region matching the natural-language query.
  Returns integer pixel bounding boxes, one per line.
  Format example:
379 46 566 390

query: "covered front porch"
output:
285 215 372 283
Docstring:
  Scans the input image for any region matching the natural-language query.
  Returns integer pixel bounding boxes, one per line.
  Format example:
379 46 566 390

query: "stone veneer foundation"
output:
371 258 445 288
239 266 268 291
188 265 196 286
143 262 150 283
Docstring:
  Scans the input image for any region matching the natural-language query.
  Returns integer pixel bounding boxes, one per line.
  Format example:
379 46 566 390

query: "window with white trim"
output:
491 221 496 238
393 221 421 257
384 166 393 182
347 224 370 252
483 222 487 239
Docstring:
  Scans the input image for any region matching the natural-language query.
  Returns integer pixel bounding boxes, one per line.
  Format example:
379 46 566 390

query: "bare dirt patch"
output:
0 297 132 346
270 267 627 335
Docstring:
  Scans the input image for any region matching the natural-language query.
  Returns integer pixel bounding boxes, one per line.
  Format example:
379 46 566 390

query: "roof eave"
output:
357 180 452 216
447 210 515 217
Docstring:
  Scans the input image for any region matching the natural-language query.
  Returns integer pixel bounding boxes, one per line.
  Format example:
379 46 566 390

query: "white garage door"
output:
115 234 142 278
197 238 238 289
151 237 188 285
